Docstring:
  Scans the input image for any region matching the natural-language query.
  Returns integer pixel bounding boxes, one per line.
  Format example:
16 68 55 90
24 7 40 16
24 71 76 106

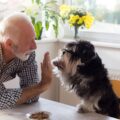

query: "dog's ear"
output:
80 44 95 63
77 64 85 73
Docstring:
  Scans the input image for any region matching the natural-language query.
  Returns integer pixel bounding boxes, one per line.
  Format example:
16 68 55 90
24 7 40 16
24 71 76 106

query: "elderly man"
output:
0 13 52 109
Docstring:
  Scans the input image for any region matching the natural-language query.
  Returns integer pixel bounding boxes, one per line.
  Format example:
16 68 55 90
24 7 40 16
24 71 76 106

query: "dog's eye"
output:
62 51 66 55
62 49 74 55
62 49 67 55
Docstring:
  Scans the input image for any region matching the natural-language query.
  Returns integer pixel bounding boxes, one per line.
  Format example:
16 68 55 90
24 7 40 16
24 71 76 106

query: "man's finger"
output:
44 52 49 65
47 56 52 69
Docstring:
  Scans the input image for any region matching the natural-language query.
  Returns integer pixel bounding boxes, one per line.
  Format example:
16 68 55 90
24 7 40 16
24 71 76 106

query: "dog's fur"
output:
52 40 120 118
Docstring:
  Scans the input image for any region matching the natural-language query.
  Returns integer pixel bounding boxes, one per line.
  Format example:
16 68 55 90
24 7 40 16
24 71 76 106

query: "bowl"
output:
26 111 51 120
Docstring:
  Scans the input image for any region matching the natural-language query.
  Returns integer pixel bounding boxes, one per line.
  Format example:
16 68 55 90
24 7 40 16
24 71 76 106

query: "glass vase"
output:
74 26 79 39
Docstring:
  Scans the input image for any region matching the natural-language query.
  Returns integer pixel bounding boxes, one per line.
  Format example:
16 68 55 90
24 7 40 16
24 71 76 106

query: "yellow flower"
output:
60 4 94 29
69 23 73 27
83 13 94 29
77 17 84 25
68 15 80 25
60 4 71 11
74 15 79 20
60 4 71 18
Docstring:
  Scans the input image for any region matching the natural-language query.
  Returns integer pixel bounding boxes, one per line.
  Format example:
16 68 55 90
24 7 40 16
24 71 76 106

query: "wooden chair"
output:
111 80 120 98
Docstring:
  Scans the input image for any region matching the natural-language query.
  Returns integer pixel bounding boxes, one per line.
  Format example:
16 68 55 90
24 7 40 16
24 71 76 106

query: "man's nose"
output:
31 41 37 50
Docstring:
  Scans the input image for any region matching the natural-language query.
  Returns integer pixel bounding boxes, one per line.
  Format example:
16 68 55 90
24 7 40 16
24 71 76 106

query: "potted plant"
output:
23 0 43 40
23 0 60 40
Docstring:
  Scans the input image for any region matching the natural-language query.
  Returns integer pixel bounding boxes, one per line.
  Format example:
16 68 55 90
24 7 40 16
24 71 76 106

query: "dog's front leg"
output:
77 99 95 113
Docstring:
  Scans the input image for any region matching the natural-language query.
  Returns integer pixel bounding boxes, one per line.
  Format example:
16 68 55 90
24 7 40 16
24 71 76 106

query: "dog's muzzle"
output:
52 59 64 70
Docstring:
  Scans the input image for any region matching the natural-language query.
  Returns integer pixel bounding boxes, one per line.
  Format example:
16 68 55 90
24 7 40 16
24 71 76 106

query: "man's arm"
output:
16 81 50 105
0 84 22 109
16 52 52 105
0 52 52 109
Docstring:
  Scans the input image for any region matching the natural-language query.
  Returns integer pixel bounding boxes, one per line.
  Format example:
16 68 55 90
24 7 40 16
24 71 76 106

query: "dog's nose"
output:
53 61 58 66
51 58 58 66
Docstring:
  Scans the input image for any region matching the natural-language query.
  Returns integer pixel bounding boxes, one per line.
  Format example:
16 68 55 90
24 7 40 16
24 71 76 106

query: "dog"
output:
52 40 120 118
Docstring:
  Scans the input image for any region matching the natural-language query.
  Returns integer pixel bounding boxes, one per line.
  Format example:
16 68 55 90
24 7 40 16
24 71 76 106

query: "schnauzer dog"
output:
52 40 120 118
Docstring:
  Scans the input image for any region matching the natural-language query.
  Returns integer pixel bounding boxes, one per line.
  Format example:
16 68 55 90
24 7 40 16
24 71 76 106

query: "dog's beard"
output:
52 52 82 90
52 57 69 88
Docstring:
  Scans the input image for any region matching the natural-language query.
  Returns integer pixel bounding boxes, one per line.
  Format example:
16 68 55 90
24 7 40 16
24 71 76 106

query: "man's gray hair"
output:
0 12 32 43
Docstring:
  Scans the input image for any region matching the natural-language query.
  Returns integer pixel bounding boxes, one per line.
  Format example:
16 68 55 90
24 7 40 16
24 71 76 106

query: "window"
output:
0 0 30 20
61 0 120 43
70 0 120 25
0 0 120 43
67 0 120 33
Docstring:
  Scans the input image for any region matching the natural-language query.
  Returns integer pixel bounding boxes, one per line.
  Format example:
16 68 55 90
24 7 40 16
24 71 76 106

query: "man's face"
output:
10 20 37 61
12 43 35 61
12 34 37 61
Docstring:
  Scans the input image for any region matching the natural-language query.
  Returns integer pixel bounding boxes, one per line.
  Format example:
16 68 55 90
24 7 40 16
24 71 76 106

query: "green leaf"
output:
34 21 43 40
36 0 40 4
31 16 35 25
32 0 34 4
48 16 59 38
45 21 49 30
45 1 57 6
53 25 57 38
53 22 58 38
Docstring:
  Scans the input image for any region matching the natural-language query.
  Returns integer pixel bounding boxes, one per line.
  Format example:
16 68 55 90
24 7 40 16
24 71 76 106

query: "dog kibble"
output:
29 112 49 120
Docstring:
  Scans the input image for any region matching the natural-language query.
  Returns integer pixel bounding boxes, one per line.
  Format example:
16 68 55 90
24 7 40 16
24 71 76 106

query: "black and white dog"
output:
52 40 120 118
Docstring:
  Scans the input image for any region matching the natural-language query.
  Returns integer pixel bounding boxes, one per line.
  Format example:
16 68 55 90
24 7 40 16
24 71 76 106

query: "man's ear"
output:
5 38 13 51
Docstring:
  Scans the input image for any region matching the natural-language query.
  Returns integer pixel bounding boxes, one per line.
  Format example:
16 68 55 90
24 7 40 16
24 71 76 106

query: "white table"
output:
0 98 119 120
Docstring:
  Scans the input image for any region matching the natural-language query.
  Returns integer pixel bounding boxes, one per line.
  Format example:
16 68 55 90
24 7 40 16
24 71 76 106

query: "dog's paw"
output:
76 104 89 113
77 107 87 113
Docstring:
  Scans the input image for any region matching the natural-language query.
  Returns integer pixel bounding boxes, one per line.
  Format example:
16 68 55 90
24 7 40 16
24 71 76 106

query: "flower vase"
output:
74 26 79 39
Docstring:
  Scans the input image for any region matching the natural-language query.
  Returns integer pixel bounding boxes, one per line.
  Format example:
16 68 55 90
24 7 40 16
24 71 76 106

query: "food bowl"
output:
26 111 51 120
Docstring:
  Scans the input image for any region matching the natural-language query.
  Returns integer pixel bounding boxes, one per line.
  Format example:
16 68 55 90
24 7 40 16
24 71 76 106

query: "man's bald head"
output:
0 12 35 44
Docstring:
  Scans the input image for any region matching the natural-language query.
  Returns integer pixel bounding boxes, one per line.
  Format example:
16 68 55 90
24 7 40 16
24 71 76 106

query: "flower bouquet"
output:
60 5 94 39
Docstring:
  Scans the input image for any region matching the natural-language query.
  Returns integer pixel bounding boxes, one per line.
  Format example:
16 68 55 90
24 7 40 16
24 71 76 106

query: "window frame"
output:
0 0 120 44
62 0 120 44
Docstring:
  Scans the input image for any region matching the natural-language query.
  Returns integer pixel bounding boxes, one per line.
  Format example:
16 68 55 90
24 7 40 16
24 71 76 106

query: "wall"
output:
35 41 59 101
